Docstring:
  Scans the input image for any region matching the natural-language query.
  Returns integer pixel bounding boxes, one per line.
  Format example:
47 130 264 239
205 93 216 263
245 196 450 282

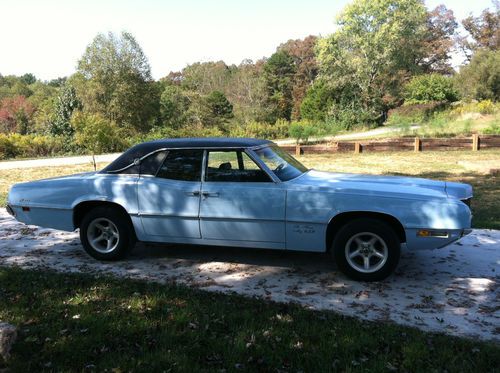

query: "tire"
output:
331 218 400 281
79 206 136 261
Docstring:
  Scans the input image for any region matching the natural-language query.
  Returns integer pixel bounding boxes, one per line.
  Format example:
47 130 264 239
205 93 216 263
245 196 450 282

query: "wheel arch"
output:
73 200 134 233
326 211 406 251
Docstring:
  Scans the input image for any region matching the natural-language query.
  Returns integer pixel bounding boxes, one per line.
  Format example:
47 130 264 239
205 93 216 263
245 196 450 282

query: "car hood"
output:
288 170 472 200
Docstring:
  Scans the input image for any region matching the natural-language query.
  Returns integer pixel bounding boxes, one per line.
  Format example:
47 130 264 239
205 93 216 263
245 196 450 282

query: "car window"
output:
255 146 308 182
156 149 203 181
140 151 167 176
205 150 271 182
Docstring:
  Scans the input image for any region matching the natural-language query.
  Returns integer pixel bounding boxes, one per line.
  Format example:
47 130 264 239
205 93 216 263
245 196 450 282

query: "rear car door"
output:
199 150 286 244
138 149 203 239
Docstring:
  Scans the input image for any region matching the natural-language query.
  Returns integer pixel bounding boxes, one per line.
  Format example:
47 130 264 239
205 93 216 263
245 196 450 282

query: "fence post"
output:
472 134 479 151
354 142 361 154
414 137 421 152
295 144 301 156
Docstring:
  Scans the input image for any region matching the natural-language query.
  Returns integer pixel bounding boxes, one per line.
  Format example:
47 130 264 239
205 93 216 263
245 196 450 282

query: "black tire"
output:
79 206 136 261
331 218 400 281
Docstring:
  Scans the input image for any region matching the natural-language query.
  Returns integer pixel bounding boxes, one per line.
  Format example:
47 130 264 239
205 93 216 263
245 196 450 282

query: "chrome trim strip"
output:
9 204 72 211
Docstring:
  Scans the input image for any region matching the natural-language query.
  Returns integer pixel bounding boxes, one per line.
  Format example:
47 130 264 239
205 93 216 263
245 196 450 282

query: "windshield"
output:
254 145 308 181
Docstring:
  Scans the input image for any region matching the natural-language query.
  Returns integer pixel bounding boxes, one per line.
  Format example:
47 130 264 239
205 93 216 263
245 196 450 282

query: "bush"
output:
483 118 500 134
450 100 500 117
71 111 128 155
289 121 318 144
227 120 289 140
0 133 66 160
404 74 459 104
386 101 448 126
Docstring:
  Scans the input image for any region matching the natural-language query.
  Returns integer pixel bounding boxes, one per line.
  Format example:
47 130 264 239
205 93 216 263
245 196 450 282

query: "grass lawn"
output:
1 267 499 371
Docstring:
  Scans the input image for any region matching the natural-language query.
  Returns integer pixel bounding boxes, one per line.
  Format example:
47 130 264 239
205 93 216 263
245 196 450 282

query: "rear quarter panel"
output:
8 174 139 232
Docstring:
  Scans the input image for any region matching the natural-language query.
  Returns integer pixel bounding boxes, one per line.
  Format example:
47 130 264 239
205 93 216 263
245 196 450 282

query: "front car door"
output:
138 149 203 239
199 149 286 245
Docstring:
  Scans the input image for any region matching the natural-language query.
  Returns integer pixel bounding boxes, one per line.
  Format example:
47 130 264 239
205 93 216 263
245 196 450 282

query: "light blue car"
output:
6 138 473 281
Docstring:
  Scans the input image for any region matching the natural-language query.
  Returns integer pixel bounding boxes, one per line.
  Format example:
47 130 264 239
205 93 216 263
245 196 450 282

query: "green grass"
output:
1 267 498 371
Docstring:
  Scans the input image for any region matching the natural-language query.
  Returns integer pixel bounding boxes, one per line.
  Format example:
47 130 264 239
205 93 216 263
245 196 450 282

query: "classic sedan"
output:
6 138 473 281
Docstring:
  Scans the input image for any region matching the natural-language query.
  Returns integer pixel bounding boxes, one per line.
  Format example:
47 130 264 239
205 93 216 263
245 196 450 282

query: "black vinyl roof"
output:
146 137 272 149
102 137 273 173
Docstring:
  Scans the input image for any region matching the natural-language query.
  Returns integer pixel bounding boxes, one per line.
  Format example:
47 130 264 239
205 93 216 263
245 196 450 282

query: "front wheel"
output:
80 206 135 260
331 218 400 281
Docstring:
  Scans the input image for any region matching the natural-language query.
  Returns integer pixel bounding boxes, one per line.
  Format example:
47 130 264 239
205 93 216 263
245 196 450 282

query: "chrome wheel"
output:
344 232 388 273
86 217 120 254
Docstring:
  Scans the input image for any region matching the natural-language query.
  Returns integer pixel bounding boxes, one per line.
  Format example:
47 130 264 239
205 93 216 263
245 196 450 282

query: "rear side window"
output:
156 150 204 181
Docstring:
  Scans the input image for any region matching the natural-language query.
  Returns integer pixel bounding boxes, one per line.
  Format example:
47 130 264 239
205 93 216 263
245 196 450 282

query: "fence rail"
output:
280 135 500 155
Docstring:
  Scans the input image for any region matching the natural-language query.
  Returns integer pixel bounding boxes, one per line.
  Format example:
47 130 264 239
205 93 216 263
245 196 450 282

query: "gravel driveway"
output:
0 209 498 342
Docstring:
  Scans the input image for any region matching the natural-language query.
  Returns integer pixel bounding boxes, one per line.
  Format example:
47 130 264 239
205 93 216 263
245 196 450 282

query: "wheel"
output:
79 206 135 260
331 218 400 281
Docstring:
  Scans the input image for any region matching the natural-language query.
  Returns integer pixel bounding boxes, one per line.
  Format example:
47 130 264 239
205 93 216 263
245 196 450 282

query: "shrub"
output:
386 101 448 126
71 111 128 155
0 133 66 160
289 121 318 144
477 100 496 115
483 118 500 134
404 74 459 104
450 100 499 117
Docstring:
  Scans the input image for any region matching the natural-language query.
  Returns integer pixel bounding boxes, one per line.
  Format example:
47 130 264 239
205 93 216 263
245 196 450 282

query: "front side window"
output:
205 150 271 182
156 149 204 181
254 146 308 181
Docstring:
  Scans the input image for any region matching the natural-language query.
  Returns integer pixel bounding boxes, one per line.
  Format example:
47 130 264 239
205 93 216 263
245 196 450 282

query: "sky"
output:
0 0 495 81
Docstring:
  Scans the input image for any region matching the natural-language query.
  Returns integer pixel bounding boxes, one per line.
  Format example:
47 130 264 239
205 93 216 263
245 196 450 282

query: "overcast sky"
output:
0 0 495 81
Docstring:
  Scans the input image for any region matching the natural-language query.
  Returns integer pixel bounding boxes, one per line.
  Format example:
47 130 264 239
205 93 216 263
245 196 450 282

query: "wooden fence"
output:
280 135 500 155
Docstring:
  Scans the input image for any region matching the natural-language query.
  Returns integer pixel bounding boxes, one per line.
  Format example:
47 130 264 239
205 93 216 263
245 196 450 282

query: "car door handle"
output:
185 191 200 197
201 191 219 198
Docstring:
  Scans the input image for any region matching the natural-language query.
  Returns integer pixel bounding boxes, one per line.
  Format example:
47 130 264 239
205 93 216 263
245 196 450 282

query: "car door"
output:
199 149 286 243
137 149 203 239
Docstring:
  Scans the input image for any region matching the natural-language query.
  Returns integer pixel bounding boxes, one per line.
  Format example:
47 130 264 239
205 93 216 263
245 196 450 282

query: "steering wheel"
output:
274 163 285 173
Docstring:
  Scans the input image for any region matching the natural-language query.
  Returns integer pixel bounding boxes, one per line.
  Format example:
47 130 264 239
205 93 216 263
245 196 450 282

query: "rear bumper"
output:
405 228 472 250
5 204 15 216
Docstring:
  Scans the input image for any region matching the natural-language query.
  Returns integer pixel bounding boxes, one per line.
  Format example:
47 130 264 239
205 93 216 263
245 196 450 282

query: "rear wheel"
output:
80 206 135 260
331 218 400 281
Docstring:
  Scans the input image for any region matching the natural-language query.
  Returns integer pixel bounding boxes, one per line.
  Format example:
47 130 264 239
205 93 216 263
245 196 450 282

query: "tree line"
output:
0 0 498 158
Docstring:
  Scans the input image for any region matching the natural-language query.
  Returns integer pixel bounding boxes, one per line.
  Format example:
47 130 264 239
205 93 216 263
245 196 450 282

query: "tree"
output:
20 73 37 85
205 91 233 119
71 111 126 169
226 59 271 124
300 80 334 122
50 85 82 137
181 61 233 94
316 0 428 125
0 96 35 134
279 36 319 119
263 51 296 122
159 85 191 129
75 31 159 133
454 49 500 101
418 5 458 74
404 74 458 104
458 1 500 60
